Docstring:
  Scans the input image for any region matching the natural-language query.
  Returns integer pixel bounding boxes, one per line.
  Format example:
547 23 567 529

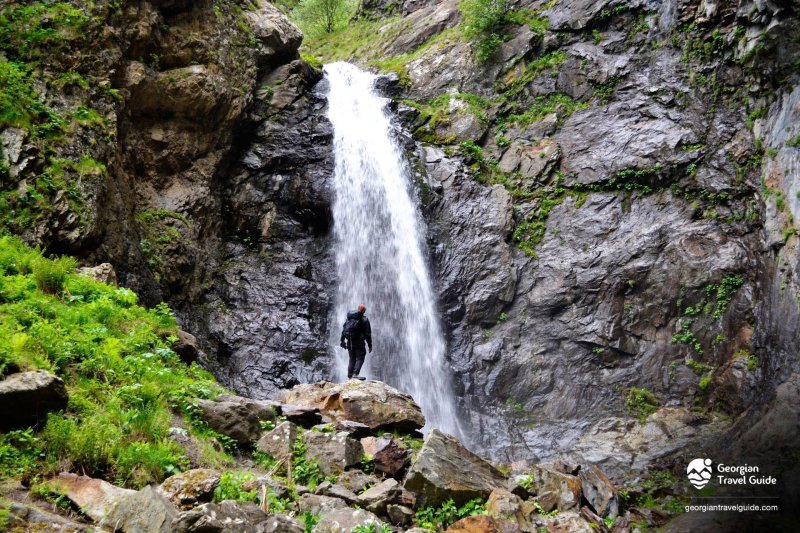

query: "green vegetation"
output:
351 522 392 533
213 470 258 502
786 135 800 148
704 277 745 318
0 236 227 488
414 498 487 530
403 92 495 143
625 387 660 424
504 94 587 127
516 473 535 491
671 318 703 355
460 0 508 61
291 0 357 38
0 2 90 60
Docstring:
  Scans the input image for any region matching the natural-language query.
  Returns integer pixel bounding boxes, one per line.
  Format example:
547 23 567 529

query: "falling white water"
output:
324 62 463 439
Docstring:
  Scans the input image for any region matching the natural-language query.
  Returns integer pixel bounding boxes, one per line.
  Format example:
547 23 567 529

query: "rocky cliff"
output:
3 0 800 520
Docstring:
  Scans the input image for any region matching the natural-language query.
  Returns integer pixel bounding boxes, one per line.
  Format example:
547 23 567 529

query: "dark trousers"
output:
347 343 367 378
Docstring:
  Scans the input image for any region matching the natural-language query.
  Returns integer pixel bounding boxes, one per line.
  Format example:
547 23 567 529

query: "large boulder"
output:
356 478 402 515
4 501 94 533
77 263 117 285
50 473 135 523
578 465 619 518
303 430 364 475
361 435 410 477
337 470 379 494
195 395 276 446
525 466 582 512
404 429 507 506
276 381 425 432
314 508 385 533
158 469 221 509
105 485 177 533
0 370 68 430
173 330 200 365
297 493 349 515
260 513 305 533
256 421 299 460
485 488 531 531
314 481 358 504
244 0 303 67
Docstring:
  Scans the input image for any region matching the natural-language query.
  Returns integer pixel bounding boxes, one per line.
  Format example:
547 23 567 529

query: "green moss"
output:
625 387 660 424
503 93 586 127
0 2 90 60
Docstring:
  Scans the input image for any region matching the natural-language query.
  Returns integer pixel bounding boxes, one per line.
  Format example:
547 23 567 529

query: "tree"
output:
292 0 356 37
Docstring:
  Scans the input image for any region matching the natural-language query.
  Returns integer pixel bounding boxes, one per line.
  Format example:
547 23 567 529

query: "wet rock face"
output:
181 60 335 400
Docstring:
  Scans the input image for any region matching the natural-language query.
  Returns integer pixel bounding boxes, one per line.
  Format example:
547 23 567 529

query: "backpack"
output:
342 313 363 339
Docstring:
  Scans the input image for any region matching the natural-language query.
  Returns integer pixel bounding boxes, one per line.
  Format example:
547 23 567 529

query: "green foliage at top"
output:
414 498 487 530
0 236 226 487
625 387 660 424
0 1 90 60
460 0 508 61
291 0 357 38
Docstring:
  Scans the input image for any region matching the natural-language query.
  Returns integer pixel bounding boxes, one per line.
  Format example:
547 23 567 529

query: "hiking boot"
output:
354 376 366 381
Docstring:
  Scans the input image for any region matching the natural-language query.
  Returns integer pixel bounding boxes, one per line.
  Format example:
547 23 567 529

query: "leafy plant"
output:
32 255 76 294
292 437 325 487
414 498 487 530
351 521 392 533
460 0 507 61
213 471 258 502
625 387 660 424
516 473 535 491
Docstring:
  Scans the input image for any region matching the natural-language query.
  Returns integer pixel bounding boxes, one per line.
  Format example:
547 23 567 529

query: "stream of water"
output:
324 62 464 439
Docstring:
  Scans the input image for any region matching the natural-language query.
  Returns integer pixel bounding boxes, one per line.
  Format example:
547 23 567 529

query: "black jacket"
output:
341 310 372 351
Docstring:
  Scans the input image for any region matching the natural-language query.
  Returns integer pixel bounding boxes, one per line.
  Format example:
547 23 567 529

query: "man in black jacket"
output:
340 303 372 380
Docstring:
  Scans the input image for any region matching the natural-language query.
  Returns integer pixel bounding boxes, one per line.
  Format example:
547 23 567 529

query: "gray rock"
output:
5 501 94 532
386 504 414 526
337 470 379 494
302 430 363 475
173 330 199 365
277 380 426 432
172 500 269 533
77 263 117 285
158 468 221 509
244 0 302 67
297 493 349 515
314 508 384 533
404 429 507 507
360 435 410 477
524 466 582 512
258 513 305 533
578 465 619 518
357 478 402 515
256 421 299 460
195 396 275 446
0 370 68 430
106 486 177 533
315 481 358 504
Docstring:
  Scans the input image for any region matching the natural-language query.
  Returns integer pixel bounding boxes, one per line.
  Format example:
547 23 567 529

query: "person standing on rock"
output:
340 304 372 380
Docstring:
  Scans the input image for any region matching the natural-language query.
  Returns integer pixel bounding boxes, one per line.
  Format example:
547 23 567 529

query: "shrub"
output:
460 0 508 61
414 498 487 530
32 255 76 294
213 470 258 502
625 387 660 424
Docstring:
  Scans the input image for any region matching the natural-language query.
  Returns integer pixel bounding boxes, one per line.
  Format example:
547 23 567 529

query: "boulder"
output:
357 478 402 515
173 330 200 365
303 430 364 475
4 501 92 532
195 396 275 446
578 465 619 518
276 381 425 432
361 435 410 477
314 508 384 533
158 469 220 509
244 0 303 66
386 504 414 526
50 473 135 523
0 370 68 430
337 470 379 494
256 421 299 460
445 515 522 533
172 500 269 532
315 481 358 504
297 493 349 515
404 429 507 506
77 263 117 285
526 466 582 512
105 485 177 533
486 488 531 530
334 419 373 438
281 404 324 427
260 513 305 533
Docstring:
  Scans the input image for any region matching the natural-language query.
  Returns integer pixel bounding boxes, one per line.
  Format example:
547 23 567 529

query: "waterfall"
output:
324 62 464 439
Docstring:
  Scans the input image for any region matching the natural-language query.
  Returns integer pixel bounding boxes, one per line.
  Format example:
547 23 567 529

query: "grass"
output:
414 498 487 530
625 387 660 424
0 236 228 488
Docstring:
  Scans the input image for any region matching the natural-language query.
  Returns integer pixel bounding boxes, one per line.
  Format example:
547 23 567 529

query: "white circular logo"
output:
687 458 713 489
